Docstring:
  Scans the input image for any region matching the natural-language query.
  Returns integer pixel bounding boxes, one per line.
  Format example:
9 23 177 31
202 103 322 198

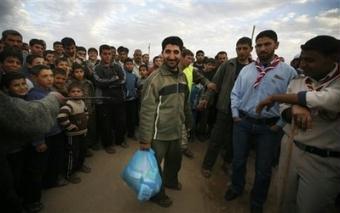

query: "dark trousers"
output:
202 111 233 170
151 139 182 198
86 110 99 148
125 99 138 137
66 134 86 177
22 145 48 205
97 103 126 147
43 132 65 188
196 107 217 136
231 118 283 208
0 150 24 213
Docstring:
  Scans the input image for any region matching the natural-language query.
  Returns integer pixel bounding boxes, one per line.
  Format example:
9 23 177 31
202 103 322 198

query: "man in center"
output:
139 36 191 208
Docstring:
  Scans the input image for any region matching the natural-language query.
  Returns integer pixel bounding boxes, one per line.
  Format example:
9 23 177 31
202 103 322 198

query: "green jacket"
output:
139 64 191 143
202 58 238 114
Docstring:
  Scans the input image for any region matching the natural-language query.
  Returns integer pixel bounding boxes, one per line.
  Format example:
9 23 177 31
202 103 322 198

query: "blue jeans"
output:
231 118 282 208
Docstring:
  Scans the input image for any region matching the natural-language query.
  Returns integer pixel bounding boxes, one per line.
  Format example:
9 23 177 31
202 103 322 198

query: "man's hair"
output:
0 46 23 64
2 71 26 88
139 64 148 70
53 41 62 47
301 35 340 57
236 37 252 47
26 54 43 65
153 56 161 63
29 39 45 47
61 37 76 47
1 29 22 40
99 44 111 54
117 46 129 54
72 63 84 71
196 50 204 55
31 64 51 76
124 57 133 64
88 47 98 54
53 67 67 76
216 51 227 58
161 36 184 51
68 81 84 92
77 46 86 53
204 57 216 65
256 30 278 42
182 48 194 57
44 50 54 57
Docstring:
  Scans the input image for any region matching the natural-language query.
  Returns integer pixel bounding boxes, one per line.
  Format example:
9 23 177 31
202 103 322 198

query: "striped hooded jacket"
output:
139 64 192 143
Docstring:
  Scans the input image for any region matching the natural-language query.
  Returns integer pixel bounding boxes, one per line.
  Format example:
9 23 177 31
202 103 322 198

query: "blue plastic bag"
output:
121 149 162 201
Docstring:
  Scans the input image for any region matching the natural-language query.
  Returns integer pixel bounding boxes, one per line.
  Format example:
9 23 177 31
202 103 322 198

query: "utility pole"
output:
251 25 256 42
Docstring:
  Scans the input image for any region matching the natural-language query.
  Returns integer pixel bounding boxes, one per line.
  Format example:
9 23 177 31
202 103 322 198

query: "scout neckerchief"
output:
305 63 340 91
253 55 282 88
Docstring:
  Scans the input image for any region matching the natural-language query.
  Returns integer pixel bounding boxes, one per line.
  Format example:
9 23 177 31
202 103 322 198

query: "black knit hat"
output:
301 35 340 56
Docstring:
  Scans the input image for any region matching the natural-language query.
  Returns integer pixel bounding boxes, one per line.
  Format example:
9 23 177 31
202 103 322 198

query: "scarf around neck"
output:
253 55 281 88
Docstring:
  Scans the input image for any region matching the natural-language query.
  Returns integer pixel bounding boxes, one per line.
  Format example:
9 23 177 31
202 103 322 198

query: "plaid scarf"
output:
305 63 340 91
253 55 281 88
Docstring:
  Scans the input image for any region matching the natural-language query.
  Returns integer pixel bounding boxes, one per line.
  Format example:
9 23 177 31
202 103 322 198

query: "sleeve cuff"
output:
297 91 307 106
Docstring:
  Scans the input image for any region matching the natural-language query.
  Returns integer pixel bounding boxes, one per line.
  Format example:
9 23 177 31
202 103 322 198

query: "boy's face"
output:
45 53 55 64
77 50 86 61
217 53 228 64
119 51 128 62
35 69 54 88
142 54 149 64
154 57 163 67
181 55 193 68
54 73 67 88
73 68 85 80
204 62 216 72
139 67 148 78
1 56 22 72
100 49 112 64
31 57 45 67
54 44 64 55
68 87 83 98
56 61 70 73
8 78 28 96
196 52 204 63
64 44 76 57
124 61 134 72
88 51 98 61
30 44 44 57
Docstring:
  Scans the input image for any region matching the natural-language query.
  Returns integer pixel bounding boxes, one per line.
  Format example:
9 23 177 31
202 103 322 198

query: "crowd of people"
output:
0 28 339 213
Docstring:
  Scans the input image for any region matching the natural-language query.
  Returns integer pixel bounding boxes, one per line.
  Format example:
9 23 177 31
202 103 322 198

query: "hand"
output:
50 91 65 104
291 105 312 131
233 117 242 123
140 142 151 150
206 83 217 92
256 96 274 114
36 143 48 152
69 124 79 131
197 100 208 111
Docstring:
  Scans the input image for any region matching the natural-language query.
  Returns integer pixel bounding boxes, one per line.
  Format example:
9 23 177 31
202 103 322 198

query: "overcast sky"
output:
0 0 339 61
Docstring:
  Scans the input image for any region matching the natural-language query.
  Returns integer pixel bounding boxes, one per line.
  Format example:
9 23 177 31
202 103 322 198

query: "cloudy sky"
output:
1 0 339 61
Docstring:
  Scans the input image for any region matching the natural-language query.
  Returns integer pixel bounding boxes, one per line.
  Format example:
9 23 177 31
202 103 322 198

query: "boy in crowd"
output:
53 41 64 58
55 57 71 77
0 46 23 73
1 72 29 213
94 44 126 153
85 47 100 82
23 64 55 212
58 82 91 184
29 39 45 57
123 57 139 139
70 63 98 151
44 50 55 69
76 46 87 65
22 54 44 78
52 68 68 96
61 37 77 66
193 50 205 72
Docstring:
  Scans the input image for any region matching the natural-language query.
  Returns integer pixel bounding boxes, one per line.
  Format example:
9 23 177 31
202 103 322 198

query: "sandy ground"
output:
40 138 336 213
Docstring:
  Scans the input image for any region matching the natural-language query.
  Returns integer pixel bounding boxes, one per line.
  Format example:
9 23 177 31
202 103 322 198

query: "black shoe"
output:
150 195 173 207
105 146 116 154
164 182 182 191
224 189 240 201
80 165 91 173
251 205 263 213
24 202 44 213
